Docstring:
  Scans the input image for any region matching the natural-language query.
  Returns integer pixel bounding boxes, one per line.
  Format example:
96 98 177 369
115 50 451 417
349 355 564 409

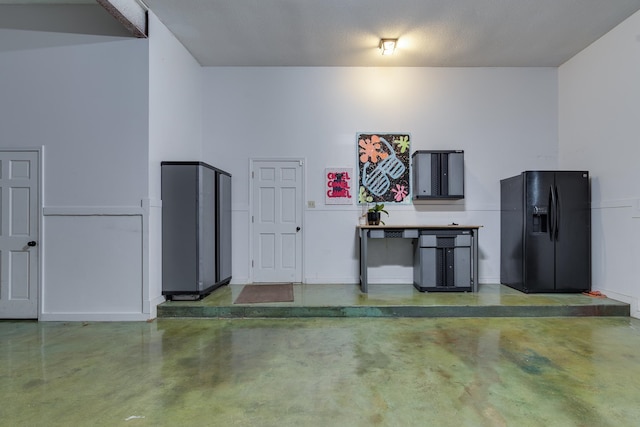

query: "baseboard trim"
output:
40 312 152 322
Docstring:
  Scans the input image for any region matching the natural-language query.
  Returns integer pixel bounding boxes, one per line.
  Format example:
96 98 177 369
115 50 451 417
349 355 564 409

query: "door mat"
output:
234 284 294 304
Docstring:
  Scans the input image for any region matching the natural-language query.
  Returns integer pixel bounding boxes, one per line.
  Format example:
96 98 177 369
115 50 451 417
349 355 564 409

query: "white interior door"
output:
251 160 303 283
0 150 39 319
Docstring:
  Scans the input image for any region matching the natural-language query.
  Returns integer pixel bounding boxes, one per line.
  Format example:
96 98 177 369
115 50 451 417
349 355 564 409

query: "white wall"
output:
201 67 559 285
559 10 640 316
148 11 203 197
0 13 204 320
0 30 150 320
147 11 204 314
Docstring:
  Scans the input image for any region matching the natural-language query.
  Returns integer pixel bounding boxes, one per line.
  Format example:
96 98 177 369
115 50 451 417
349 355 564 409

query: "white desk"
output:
357 225 481 293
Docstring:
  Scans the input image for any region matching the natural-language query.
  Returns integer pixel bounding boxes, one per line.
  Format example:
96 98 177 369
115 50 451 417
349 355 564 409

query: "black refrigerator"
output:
500 171 591 293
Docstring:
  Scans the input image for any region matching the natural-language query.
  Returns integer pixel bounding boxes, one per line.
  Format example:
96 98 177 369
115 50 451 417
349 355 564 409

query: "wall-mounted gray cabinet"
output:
161 161 232 300
412 150 464 199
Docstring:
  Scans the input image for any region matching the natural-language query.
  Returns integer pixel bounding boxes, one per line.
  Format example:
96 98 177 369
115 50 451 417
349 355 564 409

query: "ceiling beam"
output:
97 0 147 38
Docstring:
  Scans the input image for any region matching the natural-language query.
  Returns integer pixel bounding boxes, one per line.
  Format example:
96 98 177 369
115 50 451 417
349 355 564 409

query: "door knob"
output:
27 241 37 247
296 227 301 232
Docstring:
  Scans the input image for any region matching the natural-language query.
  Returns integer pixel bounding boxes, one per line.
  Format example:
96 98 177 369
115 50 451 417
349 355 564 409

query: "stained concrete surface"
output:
158 283 630 318
2 317 640 426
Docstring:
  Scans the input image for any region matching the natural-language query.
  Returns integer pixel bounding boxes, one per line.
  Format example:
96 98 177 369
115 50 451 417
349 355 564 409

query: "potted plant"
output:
367 203 389 225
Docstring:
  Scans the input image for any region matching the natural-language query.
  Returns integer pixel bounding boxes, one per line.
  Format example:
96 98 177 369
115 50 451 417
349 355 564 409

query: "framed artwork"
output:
325 168 353 205
357 133 411 204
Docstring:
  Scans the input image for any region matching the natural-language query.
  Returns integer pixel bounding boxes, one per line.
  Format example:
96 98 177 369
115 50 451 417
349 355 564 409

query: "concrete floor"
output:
2 316 640 426
158 283 630 318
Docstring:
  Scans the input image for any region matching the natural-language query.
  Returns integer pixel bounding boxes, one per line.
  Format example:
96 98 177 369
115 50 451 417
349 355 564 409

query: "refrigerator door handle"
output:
548 185 555 240
554 185 560 240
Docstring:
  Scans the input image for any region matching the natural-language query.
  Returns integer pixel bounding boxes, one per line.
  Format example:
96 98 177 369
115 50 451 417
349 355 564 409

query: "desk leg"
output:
472 230 479 293
359 229 368 293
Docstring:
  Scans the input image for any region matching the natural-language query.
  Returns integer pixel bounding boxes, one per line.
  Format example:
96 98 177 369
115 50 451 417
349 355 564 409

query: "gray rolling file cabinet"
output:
161 161 232 300
413 229 473 292
412 150 464 199
358 225 479 293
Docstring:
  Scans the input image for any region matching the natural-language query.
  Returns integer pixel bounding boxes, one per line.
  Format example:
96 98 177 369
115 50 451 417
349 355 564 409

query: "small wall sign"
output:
325 168 353 205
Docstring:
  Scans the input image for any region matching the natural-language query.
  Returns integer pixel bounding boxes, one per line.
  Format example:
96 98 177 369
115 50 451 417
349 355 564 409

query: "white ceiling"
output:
142 0 640 67
2 0 640 67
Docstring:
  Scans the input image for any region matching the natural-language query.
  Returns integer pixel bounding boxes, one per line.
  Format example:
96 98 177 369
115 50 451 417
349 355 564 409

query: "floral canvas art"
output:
357 133 411 204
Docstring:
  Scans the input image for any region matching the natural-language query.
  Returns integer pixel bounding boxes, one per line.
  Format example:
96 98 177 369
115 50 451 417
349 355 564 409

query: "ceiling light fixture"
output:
379 38 397 55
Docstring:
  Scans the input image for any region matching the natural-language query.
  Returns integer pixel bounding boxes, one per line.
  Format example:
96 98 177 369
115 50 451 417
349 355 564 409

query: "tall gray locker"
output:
162 161 232 300
217 172 232 284
412 150 464 199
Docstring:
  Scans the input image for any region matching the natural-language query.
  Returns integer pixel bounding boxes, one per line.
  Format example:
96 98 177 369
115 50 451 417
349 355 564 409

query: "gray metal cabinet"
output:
161 161 232 300
412 150 464 199
217 172 232 284
413 229 472 292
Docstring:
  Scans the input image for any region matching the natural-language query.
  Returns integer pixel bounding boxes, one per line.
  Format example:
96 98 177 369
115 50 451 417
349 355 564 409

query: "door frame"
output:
249 158 305 284
0 147 43 319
